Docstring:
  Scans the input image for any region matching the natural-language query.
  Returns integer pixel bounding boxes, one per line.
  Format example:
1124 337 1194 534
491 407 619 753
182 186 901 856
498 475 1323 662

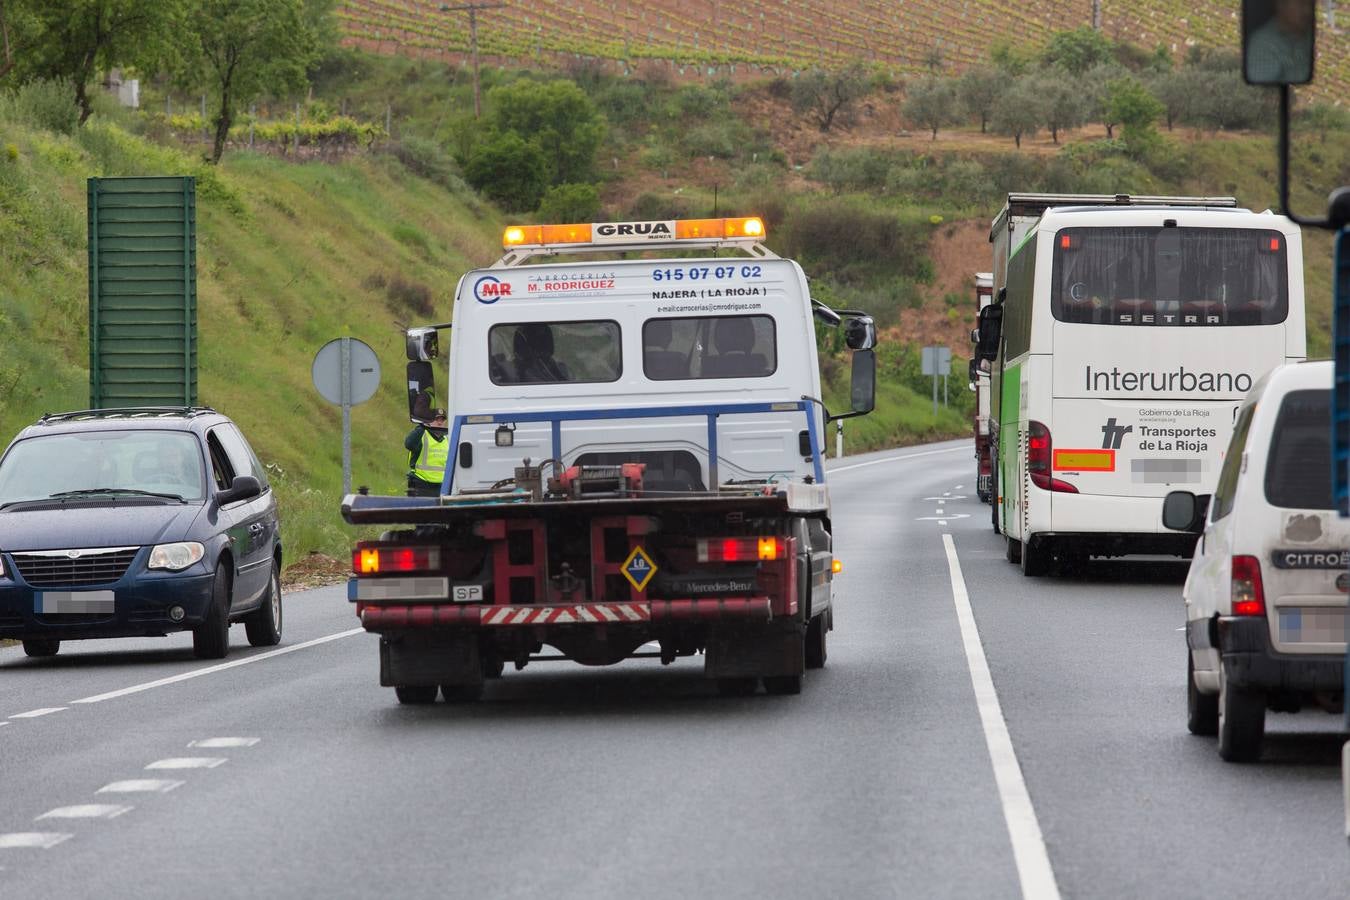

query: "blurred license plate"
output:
1277 607 1347 643
37 591 115 614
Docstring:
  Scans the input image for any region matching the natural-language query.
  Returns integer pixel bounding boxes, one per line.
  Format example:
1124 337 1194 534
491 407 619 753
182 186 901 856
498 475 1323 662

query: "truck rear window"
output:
489 321 621 385
1264 389 1332 510
1052 227 1288 327
642 316 776 380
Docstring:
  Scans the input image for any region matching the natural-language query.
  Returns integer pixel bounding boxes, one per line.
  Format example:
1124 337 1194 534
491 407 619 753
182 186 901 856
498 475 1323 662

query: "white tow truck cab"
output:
345 217 878 703
1164 360 1346 762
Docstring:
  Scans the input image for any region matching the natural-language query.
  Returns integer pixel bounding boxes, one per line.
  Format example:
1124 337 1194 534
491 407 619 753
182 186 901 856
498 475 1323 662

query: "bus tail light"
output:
353 544 441 575
697 537 783 563
1230 555 1266 616
1027 421 1078 493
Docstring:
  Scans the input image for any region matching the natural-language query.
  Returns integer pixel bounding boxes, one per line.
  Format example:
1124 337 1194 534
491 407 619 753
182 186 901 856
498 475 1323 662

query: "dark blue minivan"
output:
0 408 282 660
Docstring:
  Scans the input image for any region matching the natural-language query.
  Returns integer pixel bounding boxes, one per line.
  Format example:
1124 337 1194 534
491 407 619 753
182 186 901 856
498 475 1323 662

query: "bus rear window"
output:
1052 227 1288 327
643 316 776 380
1264 389 1332 510
489 321 621 385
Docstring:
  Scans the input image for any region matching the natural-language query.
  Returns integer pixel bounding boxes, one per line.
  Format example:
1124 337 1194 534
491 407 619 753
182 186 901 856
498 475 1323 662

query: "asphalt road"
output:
2 439 1347 898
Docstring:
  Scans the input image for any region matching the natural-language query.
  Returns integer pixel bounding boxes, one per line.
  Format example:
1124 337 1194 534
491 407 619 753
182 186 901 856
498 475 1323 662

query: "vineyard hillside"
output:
339 0 1348 95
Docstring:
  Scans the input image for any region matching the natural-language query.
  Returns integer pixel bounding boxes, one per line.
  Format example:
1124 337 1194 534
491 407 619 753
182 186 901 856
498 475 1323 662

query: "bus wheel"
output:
1005 535 1021 564
1021 536 1050 577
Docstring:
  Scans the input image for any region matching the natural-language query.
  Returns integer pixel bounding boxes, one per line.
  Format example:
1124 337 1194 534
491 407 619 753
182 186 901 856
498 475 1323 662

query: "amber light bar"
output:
503 217 765 250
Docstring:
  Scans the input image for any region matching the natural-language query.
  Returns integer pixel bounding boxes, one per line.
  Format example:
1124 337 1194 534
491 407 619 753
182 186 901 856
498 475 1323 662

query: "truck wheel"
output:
1187 653 1218 736
991 494 1001 535
1005 535 1021 564
764 674 803 695
441 683 484 703
192 565 232 660
395 685 438 705
244 560 283 647
1021 536 1050 577
22 638 59 658
1217 665 1265 762
805 613 828 669
716 677 758 696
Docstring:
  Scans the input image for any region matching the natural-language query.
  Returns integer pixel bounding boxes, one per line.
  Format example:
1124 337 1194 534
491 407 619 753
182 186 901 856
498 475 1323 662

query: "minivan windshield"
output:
1264 389 1332 510
0 430 207 505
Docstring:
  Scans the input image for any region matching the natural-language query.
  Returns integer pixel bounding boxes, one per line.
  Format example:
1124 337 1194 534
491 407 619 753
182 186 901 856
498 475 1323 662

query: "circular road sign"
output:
312 338 381 406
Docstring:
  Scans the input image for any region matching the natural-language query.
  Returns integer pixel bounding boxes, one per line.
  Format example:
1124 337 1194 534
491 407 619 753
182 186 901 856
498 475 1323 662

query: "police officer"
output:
405 409 449 496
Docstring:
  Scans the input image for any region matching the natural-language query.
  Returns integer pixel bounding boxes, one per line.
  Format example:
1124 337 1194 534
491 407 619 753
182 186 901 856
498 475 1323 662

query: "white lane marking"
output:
939 521 948 526
71 628 364 705
955 484 965 489
145 757 227 770
942 534 1061 900
10 707 68 719
189 737 260 749
37 804 132 820
828 445 967 474
0 833 72 849
0 721 8 728
97 779 184 794
916 514 969 522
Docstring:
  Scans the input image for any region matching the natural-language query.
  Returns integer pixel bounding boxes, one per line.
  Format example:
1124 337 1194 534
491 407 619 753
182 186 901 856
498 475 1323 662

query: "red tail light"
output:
353 544 441 574
1027 421 1078 493
697 537 783 563
1230 555 1266 616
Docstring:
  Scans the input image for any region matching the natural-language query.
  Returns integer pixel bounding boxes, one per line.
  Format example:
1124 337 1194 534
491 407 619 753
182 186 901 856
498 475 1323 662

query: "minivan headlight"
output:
148 542 205 572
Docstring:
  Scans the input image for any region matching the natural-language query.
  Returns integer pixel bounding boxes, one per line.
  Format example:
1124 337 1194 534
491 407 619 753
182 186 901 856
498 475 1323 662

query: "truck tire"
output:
1187 654 1218 736
716 677 758 696
244 560 283 647
395 685 438 704
764 674 803 695
1217 665 1265 762
441 683 484 703
1021 536 1050 577
805 613 828 669
22 638 59 658
193 565 232 660
1005 534 1021 564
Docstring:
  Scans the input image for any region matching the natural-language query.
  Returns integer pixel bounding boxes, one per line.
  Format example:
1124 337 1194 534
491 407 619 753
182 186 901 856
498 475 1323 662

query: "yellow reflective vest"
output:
413 430 449 483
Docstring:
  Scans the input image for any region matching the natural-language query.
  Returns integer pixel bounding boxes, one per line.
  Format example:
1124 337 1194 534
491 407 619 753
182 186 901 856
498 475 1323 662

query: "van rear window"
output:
488 321 621 385
642 316 776 380
1264 389 1332 510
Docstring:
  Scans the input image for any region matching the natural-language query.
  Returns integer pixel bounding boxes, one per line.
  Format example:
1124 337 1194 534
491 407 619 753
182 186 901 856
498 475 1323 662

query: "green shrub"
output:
538 182 600 221
808 146 896 193
679 119 751 159
0 79 80 135
387 135 460 188
464 131 549 212
780 200 929 286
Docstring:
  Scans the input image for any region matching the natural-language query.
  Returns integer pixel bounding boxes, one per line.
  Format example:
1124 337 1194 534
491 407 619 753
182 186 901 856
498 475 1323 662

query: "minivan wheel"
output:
192 565 231 660
1217 664 1265 762
244 560 283 647
22 638 60 658
1187 653 1218 736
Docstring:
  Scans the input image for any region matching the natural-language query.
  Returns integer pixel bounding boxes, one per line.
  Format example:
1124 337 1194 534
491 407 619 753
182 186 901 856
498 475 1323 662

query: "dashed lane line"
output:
942 533 1062 900
70 628 365 705
36 805 132 821
188 737 260 749
8 708 67 719
828 445 967 474
97 780 184 794
0 833 72 850
145 757 227 770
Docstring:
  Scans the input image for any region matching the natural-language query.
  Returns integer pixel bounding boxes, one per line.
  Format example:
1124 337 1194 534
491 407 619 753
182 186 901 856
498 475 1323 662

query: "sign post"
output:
921 346 952 417
312 337 381 495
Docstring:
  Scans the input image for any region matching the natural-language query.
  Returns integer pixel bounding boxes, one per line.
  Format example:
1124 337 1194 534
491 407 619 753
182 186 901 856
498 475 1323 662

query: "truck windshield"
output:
0 430 206 505
488 321 622 385
1052 227 1288 326
1264 389 1332 510
643 316 776 380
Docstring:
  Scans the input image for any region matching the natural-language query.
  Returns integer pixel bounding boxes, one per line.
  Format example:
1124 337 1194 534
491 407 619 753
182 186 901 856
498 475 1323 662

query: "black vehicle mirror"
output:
974 305 1003 363
1242 0 1316 86
844 316 877 351
849 349 876 415
967 358 979 390
1162 490 1210 532
406 327 439 362
217 474 262 506
407 361 436 422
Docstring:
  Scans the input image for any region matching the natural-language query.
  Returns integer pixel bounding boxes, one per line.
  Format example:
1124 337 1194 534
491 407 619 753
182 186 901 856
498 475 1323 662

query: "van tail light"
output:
1027 421 1078 493
353 544 441 575
1230 555 1266 616
697 537 783 563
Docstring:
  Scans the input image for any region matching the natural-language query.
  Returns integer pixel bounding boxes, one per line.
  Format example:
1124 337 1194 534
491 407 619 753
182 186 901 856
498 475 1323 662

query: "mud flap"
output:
704 623 805 680
380 632 482 687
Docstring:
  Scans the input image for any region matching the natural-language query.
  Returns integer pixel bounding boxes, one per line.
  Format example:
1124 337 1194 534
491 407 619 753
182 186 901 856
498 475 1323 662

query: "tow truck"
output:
342 216 877 703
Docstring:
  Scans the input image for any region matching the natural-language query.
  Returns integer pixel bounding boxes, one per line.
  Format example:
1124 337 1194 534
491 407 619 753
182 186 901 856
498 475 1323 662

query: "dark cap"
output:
431 408 447 419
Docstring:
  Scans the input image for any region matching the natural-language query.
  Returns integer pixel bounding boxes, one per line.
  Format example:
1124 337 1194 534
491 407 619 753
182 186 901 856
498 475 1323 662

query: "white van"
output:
1164 360 1346 762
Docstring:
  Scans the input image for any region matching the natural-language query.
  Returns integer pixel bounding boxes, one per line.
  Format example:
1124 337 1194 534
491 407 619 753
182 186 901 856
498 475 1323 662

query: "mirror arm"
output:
1278 86 1331 230
828 408 867 424
801 394 835 422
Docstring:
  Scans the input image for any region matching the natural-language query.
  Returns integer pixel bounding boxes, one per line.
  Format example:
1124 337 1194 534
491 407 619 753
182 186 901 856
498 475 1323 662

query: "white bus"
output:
973 194 1307 575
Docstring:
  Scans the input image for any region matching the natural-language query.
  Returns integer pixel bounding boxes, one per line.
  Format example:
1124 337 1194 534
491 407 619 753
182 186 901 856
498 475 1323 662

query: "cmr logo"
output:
473 275 512 304
592 220 676 244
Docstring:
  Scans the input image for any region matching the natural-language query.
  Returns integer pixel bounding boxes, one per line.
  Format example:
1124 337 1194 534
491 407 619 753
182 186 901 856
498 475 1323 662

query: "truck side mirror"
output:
844 316 877 351
849 349 876 415
406 327 439 362
1242 0 1316 86
974 304 1003 363
406 360 436 422
967 358 978 390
